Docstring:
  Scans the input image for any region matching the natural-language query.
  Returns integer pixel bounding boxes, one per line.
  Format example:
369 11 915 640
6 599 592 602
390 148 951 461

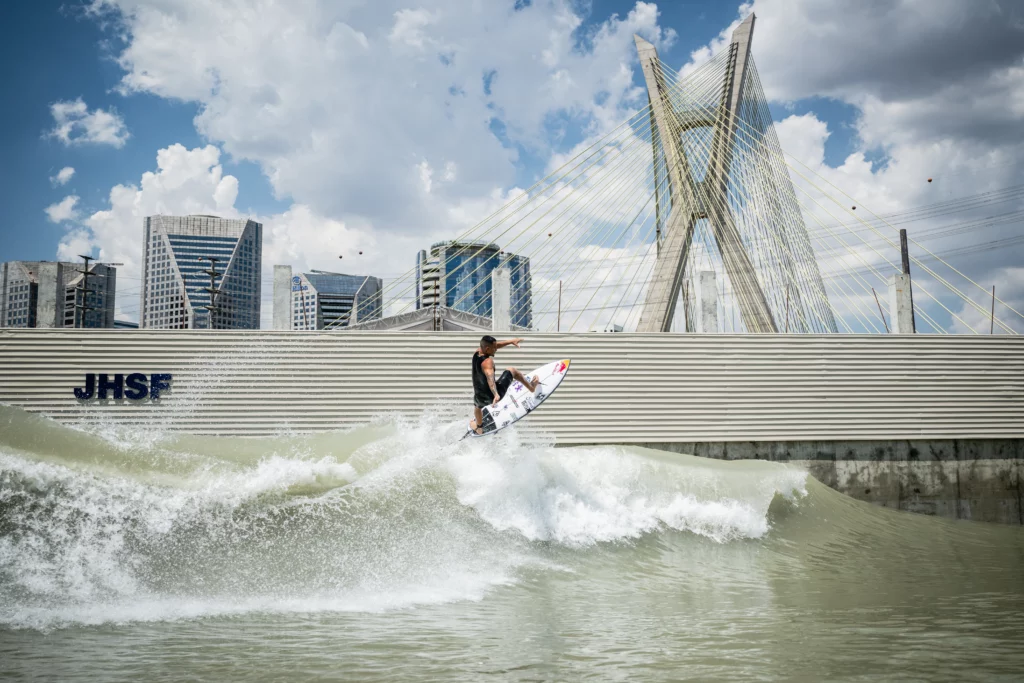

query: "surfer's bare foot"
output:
469 419 484 435
509 367 540 393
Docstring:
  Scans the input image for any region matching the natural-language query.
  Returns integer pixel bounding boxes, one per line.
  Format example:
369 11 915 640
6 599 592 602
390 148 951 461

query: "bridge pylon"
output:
634 14 777 333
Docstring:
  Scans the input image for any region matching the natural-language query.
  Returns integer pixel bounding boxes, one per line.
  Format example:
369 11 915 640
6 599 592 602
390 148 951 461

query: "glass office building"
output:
416 241 532 328
141 215 262 329
291 271 383 330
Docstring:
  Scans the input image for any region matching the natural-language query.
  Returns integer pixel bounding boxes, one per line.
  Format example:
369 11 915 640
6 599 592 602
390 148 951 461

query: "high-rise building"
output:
415 241 532 328
284 270 383 330
141 215 262 329
64 263 116 328
1 261 116 328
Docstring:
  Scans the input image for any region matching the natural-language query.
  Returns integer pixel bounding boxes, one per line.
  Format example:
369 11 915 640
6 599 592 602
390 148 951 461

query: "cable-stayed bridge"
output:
335 13 1021 336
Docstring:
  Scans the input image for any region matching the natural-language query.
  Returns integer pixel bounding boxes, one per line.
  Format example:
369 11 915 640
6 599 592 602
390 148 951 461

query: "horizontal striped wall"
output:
1 329 1023 442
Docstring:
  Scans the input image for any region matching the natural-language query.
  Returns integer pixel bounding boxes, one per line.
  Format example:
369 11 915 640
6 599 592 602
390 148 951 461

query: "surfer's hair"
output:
481 335 497 346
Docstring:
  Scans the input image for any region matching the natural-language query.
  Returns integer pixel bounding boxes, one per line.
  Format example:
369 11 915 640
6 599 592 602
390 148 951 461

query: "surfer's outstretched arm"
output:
494 338 524 350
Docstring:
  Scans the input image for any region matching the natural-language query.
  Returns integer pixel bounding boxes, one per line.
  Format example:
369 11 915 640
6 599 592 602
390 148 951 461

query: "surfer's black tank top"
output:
472 351 491 396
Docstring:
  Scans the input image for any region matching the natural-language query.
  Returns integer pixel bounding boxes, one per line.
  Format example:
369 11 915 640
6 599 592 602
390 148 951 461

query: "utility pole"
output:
75 256 122 328
991 285 996 335
198 256 223 329
299 278 310 329
75 254 94 328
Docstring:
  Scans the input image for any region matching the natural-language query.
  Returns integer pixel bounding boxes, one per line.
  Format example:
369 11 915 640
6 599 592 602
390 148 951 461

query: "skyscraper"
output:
415 241 532 328
141 215 262 329
1 260 116 328
286 270 383 330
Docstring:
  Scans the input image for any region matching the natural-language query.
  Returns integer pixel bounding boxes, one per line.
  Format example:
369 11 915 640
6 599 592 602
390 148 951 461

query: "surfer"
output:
470 335 539 435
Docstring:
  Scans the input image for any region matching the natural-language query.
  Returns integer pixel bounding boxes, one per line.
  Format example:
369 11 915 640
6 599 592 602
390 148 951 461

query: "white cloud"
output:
50 166 76 186
76 0 1023 332
56 229 95 263
767 110 1024 334
48 98 129 148
950 266 1024 335
389 8 437 49
58 144 240 320
73 0 686 328
45 195 80 223
684 1 1024 106
678 0 1024 334
60 142 492 326
87 0 674 235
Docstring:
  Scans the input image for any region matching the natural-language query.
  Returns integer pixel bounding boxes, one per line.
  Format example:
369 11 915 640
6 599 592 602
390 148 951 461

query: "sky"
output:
0 0 1022 331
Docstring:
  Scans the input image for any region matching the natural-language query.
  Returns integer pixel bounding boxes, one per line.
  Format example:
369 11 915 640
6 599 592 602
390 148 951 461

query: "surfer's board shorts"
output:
474 369 514 408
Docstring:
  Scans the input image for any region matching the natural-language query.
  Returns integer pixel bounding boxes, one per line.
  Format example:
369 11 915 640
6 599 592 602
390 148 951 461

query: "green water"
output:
1 405 1022 681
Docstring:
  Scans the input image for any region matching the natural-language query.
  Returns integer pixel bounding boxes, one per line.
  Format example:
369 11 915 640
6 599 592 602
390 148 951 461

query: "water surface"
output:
1 405 1022 681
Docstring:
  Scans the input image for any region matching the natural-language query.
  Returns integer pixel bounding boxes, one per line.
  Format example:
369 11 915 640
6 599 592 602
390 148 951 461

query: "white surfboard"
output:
465 358 571 438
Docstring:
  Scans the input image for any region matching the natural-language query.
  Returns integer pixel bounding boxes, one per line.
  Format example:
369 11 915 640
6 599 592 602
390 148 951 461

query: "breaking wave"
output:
0 404 806 630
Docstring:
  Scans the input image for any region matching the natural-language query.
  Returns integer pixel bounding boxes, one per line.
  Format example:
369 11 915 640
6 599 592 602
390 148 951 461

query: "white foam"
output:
448 444 806 545
0 408 807 631
0 414 529 630
0 450 358 604
2 566 518 632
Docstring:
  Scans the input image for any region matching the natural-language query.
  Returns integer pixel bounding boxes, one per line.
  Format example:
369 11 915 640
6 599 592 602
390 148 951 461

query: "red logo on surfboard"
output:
556 360 569 374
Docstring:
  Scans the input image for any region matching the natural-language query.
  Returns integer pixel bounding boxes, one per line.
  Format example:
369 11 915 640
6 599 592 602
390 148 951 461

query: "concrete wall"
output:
640 439 1023 525
34 262 64 328
1 329 1022 523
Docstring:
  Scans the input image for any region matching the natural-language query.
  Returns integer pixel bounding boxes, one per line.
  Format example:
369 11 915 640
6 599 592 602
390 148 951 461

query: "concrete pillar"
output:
273 265 292 330
700 271 718 333
35 262 63 328
492 268 511 331
888 273 915 334
416 249 426 310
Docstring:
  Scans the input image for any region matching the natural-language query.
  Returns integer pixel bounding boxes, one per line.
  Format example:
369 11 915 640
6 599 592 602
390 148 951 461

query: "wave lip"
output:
449 444 807 546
